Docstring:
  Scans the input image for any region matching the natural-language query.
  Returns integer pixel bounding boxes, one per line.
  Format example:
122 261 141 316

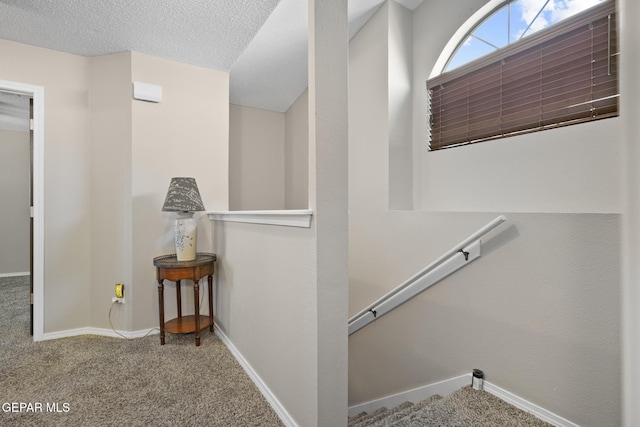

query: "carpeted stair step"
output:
349 411 371 426
349 406 390 427
398 386 553 427
350 395 443 427
387 390 470 427
350 386 553 427
350 401 414 427
368 394 442 427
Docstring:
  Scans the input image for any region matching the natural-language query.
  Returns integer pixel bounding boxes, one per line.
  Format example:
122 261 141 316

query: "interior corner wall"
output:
228 89 309 211
130 52 229 331
388 1 413 210
348 2 390 216
309 0 349 423
284 89 309 209
0 129 30 275
88 52 134 330
1 39 228 336
620 0 640 424
0 39 92 333
229 104 285 210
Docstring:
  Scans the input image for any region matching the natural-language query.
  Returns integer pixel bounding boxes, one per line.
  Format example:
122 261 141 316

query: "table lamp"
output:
162 177 205 261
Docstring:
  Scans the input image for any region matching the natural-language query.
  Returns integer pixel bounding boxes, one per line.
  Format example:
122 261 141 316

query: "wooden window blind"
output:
427 0 618 151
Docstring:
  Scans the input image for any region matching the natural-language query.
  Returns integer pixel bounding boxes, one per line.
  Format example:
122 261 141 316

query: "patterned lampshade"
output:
161 177 205 212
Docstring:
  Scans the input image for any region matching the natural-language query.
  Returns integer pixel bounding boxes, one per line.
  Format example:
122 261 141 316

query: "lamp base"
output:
175 212 197 261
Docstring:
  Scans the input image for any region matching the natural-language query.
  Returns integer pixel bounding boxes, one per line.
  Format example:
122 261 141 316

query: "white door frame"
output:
0 79 44 341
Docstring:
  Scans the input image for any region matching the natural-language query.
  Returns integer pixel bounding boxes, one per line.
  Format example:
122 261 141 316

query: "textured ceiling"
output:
0 0 424 129
0 0 281 71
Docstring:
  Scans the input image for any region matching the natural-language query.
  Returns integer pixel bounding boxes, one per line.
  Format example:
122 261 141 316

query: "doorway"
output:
0 80 44 341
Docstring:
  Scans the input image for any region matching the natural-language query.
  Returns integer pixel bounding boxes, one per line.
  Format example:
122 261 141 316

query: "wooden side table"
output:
153 253 216 346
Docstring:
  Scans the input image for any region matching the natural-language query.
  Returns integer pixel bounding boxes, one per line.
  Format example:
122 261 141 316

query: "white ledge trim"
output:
207 209 313 228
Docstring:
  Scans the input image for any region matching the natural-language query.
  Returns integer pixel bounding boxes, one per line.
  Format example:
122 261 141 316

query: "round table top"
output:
153 252 216 268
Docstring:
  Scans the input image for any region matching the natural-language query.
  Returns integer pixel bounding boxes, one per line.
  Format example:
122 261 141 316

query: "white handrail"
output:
348 215 507 328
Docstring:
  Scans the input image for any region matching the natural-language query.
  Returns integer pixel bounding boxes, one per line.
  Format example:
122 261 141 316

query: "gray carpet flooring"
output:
0 276 284 426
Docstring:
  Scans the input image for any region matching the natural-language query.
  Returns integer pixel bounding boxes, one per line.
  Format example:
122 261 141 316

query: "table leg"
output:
157 279 165 345
176 279 182 318
208 275 214 332
194 280 201 346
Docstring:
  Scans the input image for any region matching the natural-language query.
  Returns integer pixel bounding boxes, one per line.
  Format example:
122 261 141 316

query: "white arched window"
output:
427 0 618 151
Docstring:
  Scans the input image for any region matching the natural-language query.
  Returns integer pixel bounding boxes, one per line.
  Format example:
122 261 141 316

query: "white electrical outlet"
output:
112 296 125 304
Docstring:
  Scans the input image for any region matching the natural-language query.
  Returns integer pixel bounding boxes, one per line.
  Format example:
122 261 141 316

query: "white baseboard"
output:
348 375 581 427
484 382 580 427
36 324 582 427
42 326 158 341
213 324 298 427
348 373 471 416
0 271 30 278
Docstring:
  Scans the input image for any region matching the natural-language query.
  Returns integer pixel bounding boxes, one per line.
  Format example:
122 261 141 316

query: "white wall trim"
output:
214 324 298 427
0 272 30 278
348 373 471 416
42 327 158 341
0 79 45 342
208 209 312 228
484 382 581 427
348 374 581 427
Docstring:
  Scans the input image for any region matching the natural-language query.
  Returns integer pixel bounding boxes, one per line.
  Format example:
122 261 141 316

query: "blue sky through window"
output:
445 0 606 72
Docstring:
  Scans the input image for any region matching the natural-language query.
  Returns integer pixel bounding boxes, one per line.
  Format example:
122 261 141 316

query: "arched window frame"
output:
430 0 505 79
427 0 618 151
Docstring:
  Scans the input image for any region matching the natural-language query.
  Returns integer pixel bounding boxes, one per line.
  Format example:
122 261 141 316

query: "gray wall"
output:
228 89 309 211
347 2 621 426
284 89 309 209
229 104 285 210
0 129 30 275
